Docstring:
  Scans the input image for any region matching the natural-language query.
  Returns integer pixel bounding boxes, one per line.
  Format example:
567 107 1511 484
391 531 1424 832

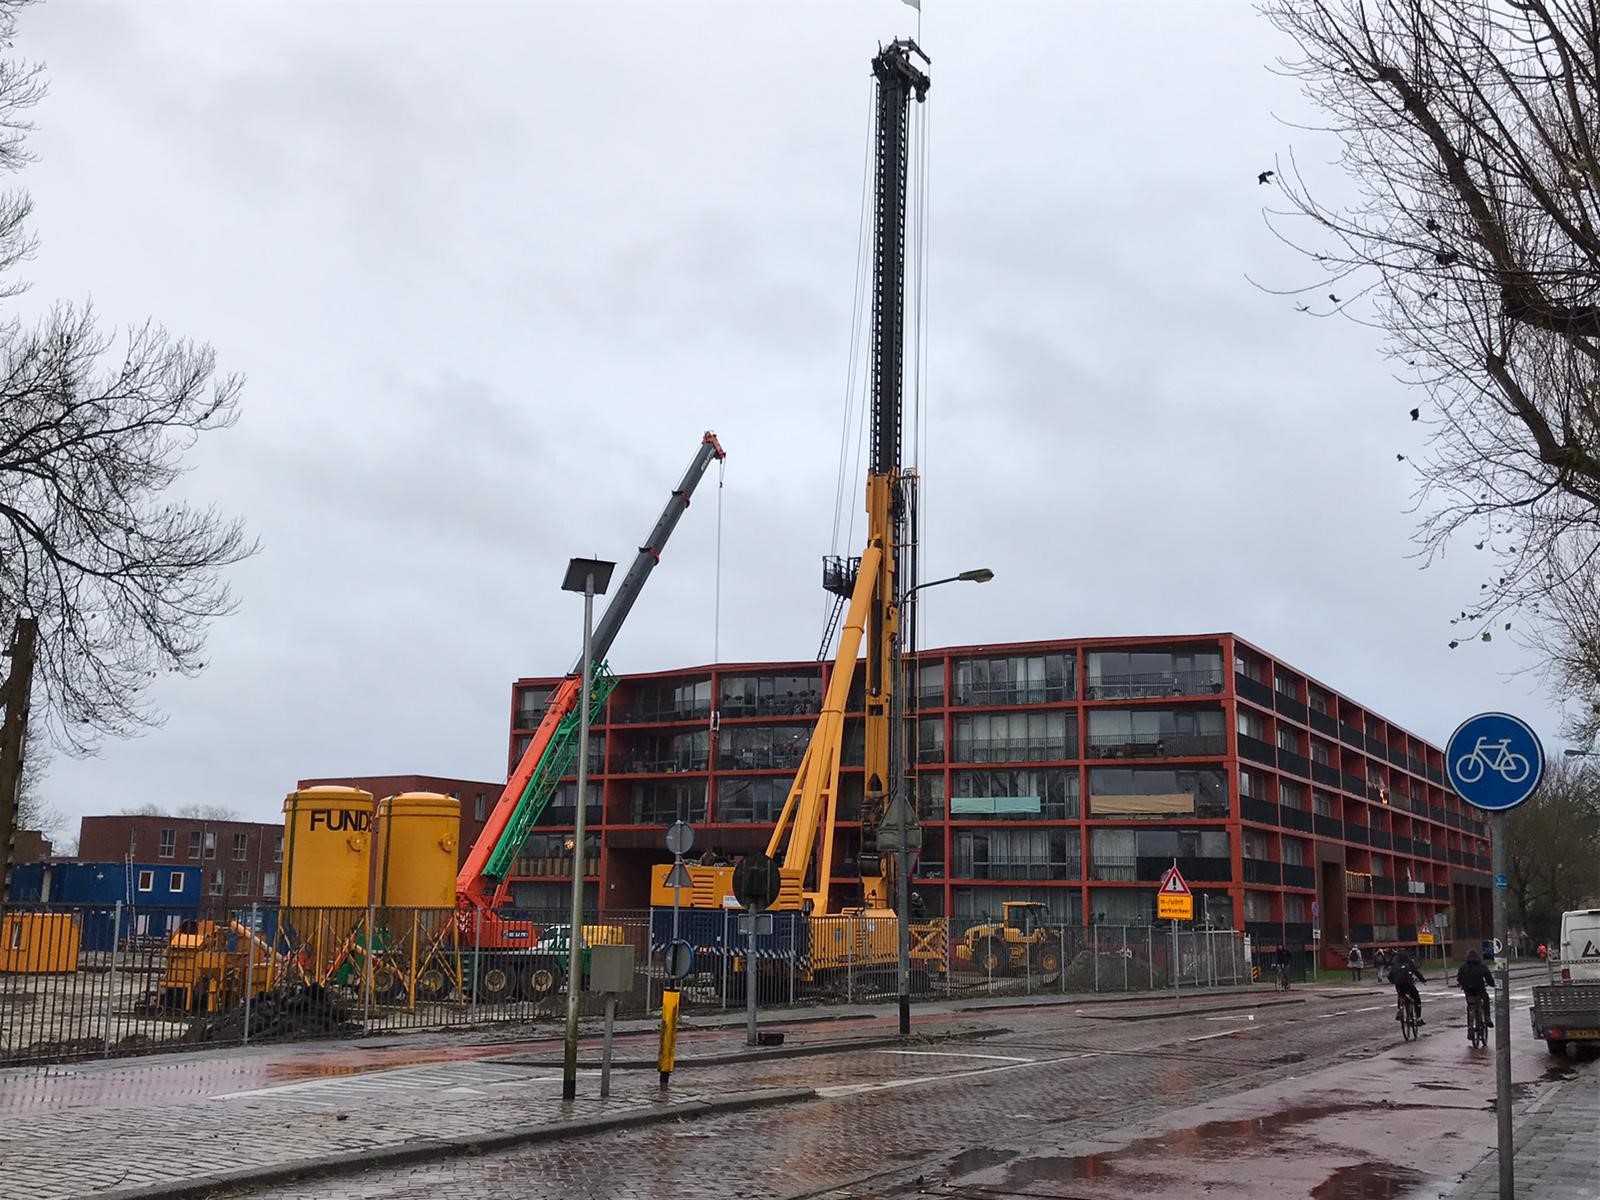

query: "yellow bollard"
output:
658 987 681 1088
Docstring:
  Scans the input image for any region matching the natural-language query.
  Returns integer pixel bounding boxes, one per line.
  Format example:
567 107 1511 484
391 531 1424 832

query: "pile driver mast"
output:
684 39 929 917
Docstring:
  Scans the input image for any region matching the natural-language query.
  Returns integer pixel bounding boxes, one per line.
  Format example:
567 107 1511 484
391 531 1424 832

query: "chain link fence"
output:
0 902 1251 1066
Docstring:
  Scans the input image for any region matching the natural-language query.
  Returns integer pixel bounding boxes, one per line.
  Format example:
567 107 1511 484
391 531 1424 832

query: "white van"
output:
1558 908 1600 982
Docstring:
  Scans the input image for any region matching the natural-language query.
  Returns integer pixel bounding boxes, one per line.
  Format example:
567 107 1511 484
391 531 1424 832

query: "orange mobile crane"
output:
651 42 943 989
455 432 725 1000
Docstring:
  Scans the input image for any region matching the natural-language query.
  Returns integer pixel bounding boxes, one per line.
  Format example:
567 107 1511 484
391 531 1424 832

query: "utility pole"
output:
0 616 39 903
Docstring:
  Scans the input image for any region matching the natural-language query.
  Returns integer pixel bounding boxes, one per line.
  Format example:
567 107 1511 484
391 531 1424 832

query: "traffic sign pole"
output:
1446 711 1546 1200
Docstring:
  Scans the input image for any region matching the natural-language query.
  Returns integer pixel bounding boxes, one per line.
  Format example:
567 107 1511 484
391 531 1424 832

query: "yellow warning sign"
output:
1158 893 1194 921
1417 930 1435 945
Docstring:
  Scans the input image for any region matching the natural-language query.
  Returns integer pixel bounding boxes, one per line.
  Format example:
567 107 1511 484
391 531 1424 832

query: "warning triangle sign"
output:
1159 867 1192 896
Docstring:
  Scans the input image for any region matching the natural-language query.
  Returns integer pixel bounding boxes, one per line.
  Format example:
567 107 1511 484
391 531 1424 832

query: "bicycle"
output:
1453 737 1531 785
1465 992 1490 1050
1397 993 1422 1041
1275 961 1290 991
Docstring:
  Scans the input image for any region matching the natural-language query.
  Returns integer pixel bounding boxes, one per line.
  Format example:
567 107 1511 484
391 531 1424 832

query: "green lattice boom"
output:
483 663 617 883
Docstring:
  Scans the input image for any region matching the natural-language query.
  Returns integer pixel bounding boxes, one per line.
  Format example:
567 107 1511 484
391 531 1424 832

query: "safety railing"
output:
0 902 1254 1066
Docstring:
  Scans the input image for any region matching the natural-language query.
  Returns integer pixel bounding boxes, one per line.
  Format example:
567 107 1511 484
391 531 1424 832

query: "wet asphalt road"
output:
223 974 1588 1200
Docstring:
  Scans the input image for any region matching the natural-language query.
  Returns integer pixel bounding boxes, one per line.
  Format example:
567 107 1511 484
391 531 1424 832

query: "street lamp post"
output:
560 556 615 1103
893 567 994 1037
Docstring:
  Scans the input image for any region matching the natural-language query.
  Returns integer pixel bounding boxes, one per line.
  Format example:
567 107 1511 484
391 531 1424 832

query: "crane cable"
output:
713 452 725 667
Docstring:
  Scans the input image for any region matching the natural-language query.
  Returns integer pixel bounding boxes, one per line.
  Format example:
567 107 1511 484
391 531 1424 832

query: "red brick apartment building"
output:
509 633 1494 961
77 815 285 905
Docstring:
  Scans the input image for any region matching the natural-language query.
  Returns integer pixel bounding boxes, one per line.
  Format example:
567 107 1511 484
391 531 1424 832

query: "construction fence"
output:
0 903 1250 1067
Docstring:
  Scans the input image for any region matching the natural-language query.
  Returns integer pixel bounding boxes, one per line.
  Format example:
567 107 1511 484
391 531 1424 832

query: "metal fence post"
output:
721 909 730 1010
1093 924 1100 993
1060 926 1067 994
788 916 796 1007
1146 926 1153 991
847 916 855 1004
102 902 122 1058
243 903 258 1045
471 907 482 1022
363 900 376 1030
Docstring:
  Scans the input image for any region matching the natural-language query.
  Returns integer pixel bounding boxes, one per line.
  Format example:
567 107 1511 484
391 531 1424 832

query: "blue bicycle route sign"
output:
1445 712 1545 812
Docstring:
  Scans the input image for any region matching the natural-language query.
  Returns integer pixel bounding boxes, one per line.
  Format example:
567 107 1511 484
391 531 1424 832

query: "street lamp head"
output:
562 557 616 595
957 568 994 584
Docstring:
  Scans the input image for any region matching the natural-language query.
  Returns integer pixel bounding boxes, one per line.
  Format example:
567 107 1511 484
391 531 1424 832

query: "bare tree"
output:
1504 757 1600 938
174 804 239 821
0 2 255 752
1261 0 1600 715
14 718 59 835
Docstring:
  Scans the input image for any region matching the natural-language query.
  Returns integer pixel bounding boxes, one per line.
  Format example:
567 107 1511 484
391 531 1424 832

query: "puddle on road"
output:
1413 1081 1467 1092
943 1147 1016 1177
1310 1161 1427 1198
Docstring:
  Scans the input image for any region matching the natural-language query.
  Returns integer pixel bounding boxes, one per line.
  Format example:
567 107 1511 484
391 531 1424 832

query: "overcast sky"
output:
14 0 1570 836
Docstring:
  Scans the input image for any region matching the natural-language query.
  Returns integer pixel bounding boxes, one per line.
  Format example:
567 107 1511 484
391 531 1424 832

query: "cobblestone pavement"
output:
1447 1062 1600 1199
227 982 1539 1200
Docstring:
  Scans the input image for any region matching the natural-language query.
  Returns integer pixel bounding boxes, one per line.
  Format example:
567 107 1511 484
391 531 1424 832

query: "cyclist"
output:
1456 949 1494 1029
1390 950 1427 1026
1273 945 1292 988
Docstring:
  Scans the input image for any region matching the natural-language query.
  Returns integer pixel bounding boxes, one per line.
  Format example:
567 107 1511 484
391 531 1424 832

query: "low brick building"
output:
76 815 284 906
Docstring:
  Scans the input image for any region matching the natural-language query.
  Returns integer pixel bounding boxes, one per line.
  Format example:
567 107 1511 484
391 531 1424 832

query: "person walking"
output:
1348 945 1364 983
1374 947 1390 984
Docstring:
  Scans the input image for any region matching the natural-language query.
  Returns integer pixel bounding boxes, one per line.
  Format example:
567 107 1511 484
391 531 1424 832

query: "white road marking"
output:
817 1053 1088 1098
879 1050 1036 1063
1186 1029 1247 1043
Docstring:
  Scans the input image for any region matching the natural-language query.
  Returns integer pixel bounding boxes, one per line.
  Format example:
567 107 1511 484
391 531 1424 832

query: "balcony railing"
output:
1234 673 1272 706
1345 821 1371 845
1277 749 1310 778
1085 733 1225 759
619 703 712 725
1238 734 1277 766
1339 722 1365 747
1274 693 1308 724
1312 762 1342 789
1282 863 1316 889
955 737 1073 764
960 861 1080 882
719 695 821 719
717 746 807 771
1314 814 1342 839
1087 670 1225 701
1243 859 1282 885
953 683 1073 707
1279 806 1313 832
1308 709 1338 737
1240 796 1278 825
621 755 709 775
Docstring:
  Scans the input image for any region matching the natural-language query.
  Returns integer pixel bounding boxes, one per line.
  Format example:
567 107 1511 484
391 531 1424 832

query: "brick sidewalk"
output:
1448 1062 1600 1199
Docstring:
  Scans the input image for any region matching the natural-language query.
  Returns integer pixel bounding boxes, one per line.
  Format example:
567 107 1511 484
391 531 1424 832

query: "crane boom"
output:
458 431 726 914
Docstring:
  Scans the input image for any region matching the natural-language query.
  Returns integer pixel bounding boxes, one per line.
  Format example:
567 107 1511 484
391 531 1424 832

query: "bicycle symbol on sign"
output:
1453 737 1531 785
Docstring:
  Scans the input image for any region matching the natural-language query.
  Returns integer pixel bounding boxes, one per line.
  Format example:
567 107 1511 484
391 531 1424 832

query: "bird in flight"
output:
1409 408 1419 421
1258 170 1275 184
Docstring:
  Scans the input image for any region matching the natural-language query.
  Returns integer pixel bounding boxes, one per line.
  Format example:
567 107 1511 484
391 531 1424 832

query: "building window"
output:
263 871 279 899
952 711 1072 763
1276 726 1300 754
1313 791 1335 817
1087 708 1223 758
137 870 154 892
210 870 225 895
516 686 553 727
952 653 1073 706
475 793 487 821
719 672 822 718
233 833 249 861
1308 687 1329 715
1283 894 1309 922
1236 708 1266 741
1089 828 1231 882
1281 837 1306 866
168 872 185 892
1088 888 1155 926
630 780 707 824
274 835 284 864
1278 781 1304 810
1274 670 1299 698
915 661 944 705
1242 829 1271 860
1239 768 1262 798
1087 768 1228 818
158 829 176 859
188 831 202 860
918 717 945 764
234 870 250 895
953 829 1079 881
951 769 1078 820
716 725 805 771
203 832 216 860
1086 648 1222 699
716 776 793 823
1311 741 1332 766
1234 652 1263 683
629 676 713 723
1244 891 1273 922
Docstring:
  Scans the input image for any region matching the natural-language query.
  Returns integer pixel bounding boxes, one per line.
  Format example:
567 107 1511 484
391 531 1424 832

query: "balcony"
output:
1374 876 1396 896
1350 922 1375 944
1342 773 1367 797
1274 693 1308 725
1339 721 1365 747
1277 748 1310 778
1371 829 1393 850
1365 733 1387 756
1386 745 1406 768
1243 859 1281 885
717 745 806 772
1279 806 1313 833
1238 734 1277 766
1282 863 1316 889
1393 835 1413 855
956 683 1072 707
1308 709 1338 738
1087 670 1225 701
621 754 709 775
1240 796 1279 825
1086 733 1225 760
1314 814 1342 839
1312 762 1342 789
1234 674 1273 707
1345 821 1371 845
619 703 712 725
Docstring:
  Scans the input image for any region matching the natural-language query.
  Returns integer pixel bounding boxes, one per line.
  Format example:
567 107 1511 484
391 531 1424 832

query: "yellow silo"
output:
375 792 460 908
281 785 375 908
